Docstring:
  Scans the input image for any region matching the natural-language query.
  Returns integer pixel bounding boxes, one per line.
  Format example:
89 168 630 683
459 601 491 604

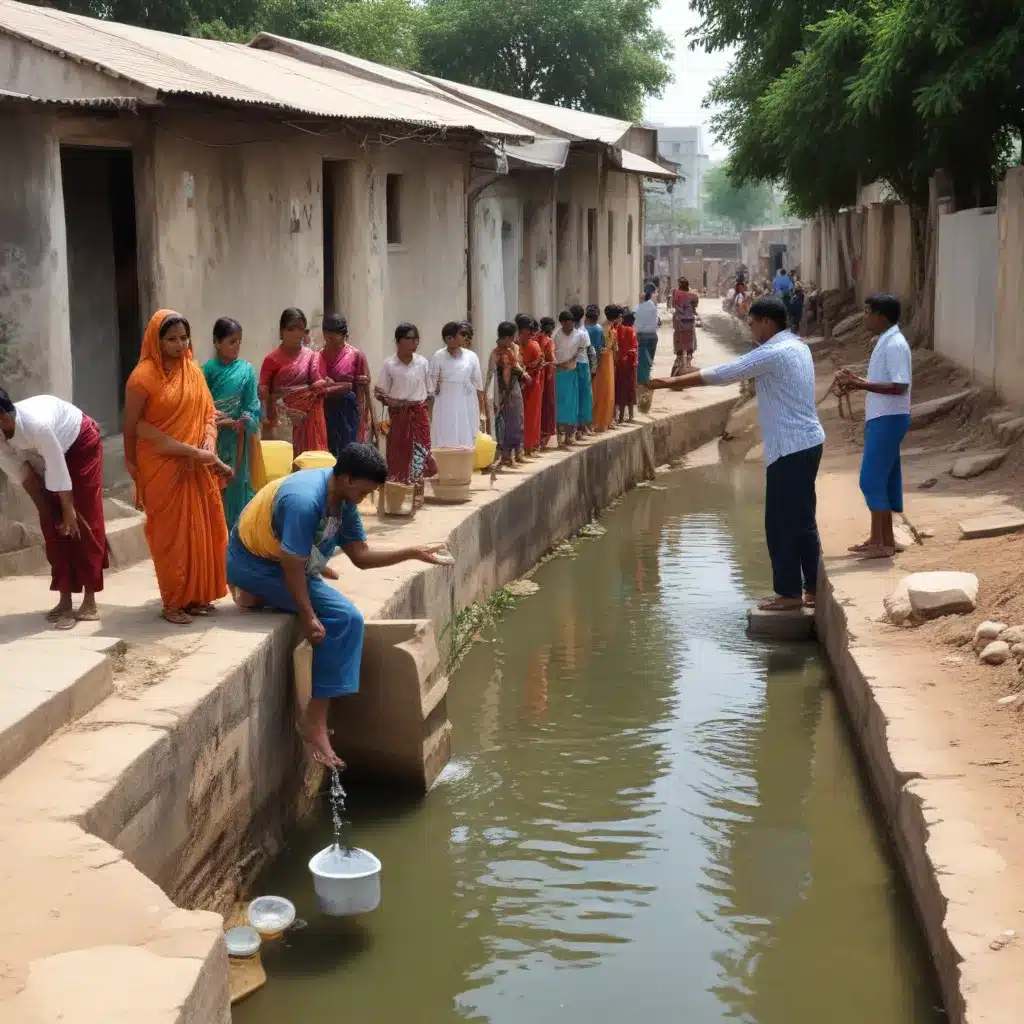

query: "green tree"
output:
417 0 673 121
702 161 774 230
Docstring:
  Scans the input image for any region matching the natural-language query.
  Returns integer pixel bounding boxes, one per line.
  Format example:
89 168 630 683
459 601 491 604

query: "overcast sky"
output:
643 0 734 160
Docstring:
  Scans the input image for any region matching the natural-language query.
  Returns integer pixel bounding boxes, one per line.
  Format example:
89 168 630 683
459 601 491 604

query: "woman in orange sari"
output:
258 307 329 457
517 315 544 457
124 310 232 625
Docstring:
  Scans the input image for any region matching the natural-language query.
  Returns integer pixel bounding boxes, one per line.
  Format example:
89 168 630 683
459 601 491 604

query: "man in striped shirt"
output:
649 296 825 610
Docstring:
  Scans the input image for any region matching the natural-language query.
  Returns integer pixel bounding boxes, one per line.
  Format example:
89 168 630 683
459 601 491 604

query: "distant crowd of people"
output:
725 267 806 334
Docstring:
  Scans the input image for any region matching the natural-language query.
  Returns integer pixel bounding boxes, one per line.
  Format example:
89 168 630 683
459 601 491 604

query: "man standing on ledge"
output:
836 293 911 560
649 296 825 611
227 442 448 768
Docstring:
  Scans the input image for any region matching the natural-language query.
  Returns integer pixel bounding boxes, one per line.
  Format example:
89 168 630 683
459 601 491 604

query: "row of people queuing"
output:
0 294 663 632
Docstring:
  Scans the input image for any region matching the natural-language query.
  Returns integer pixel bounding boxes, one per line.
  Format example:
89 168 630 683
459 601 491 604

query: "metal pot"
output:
308 846 381 916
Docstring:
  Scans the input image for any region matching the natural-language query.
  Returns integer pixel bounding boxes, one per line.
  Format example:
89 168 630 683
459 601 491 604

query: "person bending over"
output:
227 441 446 767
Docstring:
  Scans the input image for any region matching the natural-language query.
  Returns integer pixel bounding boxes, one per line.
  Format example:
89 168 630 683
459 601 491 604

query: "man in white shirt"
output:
836 293 912 559
0 390 107 627
648 295 825 611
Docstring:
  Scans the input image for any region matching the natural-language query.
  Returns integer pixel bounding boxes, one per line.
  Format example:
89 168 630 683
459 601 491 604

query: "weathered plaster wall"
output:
0 109 72 401
934 207 998 387
995 167 1024 406
471 192 505 342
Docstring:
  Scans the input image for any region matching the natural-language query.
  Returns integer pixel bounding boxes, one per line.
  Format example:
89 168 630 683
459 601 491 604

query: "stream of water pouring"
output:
328 766 352 853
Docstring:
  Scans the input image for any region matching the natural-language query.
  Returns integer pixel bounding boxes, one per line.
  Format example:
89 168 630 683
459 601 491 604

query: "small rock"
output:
974 621 1009 650
918 478 939 490
998 625 1024 645
950 449 1010 479
904 571 979 619
948 437 972 453
917 528 935 539
1011 643 1024 661
980 640 1011 665
883 582 914 626
941 656 965 666
990 929 1016 951
997 692 1024 706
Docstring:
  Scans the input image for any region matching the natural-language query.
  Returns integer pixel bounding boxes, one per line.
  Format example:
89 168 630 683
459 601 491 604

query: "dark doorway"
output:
587 207 598 303
60 146 140 435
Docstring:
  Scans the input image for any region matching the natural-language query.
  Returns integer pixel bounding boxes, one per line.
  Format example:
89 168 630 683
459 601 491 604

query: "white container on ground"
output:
308 846 382 916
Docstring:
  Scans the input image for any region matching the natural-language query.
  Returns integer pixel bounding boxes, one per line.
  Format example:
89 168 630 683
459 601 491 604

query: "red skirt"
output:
40 415 107 593
386 403 437 483
615 361 637 408
522 375 543 450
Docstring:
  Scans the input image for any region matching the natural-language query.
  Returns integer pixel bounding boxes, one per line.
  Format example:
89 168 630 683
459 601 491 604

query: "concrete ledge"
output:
746 605 815 640
816 565 966 1023
0 639 114 780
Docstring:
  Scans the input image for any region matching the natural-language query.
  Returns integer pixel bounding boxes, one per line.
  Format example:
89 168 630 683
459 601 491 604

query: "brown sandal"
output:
162 608 193 626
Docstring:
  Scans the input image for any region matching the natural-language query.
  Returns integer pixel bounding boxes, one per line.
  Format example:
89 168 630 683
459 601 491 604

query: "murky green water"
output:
235 460 942 1024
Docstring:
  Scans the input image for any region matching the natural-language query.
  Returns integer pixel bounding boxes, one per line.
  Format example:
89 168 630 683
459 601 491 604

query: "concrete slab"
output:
746 605 816 641
949 449 1010 479
909 388 978 429
0 642 113 780
958 509 1024 540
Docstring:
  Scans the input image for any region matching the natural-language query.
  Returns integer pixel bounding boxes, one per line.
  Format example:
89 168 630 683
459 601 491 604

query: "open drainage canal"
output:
236 459 942 1023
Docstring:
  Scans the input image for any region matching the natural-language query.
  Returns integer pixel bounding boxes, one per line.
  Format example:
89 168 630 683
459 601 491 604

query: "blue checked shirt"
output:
701 331 825 466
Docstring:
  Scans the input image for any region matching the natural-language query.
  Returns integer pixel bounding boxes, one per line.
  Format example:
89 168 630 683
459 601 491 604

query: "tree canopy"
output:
692 0 1024 216
702 161 774 231
417 0 672 121
29 0 672 119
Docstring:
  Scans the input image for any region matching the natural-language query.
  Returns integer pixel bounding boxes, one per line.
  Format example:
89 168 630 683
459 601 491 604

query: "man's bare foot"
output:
75 602 99 622
46 599 73 623
803 592 816 608
856 545 896 560
757 595 804 611
299 702 345 768
53 615 78 631
847 541 873 553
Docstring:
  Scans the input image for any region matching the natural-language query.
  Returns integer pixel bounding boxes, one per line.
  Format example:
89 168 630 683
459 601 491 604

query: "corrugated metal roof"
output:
0 0 532 138
0 87 141 110
417 74 633 146
615 149 677 180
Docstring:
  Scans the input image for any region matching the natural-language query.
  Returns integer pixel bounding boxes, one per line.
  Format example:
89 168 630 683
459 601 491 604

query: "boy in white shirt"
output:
836 293 912 559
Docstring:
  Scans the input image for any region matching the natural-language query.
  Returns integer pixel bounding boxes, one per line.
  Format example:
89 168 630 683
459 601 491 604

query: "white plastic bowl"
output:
247 895 296 939
308 846 382 916
224 926 262 959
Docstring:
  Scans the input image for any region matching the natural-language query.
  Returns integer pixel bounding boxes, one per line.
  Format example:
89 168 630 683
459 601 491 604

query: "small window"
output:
627 214 634 255
386 174 402 244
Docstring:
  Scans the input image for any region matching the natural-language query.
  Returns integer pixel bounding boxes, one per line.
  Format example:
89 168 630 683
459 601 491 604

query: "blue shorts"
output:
226 528 363 699
860 414 911 513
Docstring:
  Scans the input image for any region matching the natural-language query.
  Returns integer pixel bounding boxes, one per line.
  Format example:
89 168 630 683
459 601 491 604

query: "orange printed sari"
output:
127 310 228 609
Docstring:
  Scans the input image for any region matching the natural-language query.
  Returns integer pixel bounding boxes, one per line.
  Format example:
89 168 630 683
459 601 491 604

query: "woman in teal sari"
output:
202 317 263 528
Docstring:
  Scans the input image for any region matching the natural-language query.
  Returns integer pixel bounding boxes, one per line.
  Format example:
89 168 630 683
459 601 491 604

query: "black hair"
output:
585 303 600 321
865 292 901 325
514 313 530 330
159 314 191 339
539 316 556 332
679 278 689 291
279 307 307 332
459 320 473 337
604 304 620 320
622 311 636 326
748 295 788 330
441 320 462 341
332 442 387 485
0 387 13 415
212 317 242 343
557 309 573 322
530 317 539 331
323 312 349 335
395 321 420 343
497 321 517 339
569 303 585 322
644 282 657 299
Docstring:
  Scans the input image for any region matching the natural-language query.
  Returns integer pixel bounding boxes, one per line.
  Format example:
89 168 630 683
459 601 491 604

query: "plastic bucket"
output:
474 432 497 470
308 846 382 916
293 450 337 472
261 440 294 483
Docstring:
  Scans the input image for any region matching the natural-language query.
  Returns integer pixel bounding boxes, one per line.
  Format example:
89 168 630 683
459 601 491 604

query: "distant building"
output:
652 126 709 211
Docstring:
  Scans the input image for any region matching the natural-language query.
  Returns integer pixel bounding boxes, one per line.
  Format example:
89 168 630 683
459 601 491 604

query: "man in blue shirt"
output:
772 268 794 297
228 442 447 768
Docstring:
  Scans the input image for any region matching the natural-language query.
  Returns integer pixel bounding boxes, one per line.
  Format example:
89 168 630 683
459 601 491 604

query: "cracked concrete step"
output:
0 636 119 780
908 388 980 430
0 515 148 579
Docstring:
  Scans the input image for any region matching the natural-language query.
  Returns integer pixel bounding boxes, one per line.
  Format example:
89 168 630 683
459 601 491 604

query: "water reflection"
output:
236 462 940 1024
